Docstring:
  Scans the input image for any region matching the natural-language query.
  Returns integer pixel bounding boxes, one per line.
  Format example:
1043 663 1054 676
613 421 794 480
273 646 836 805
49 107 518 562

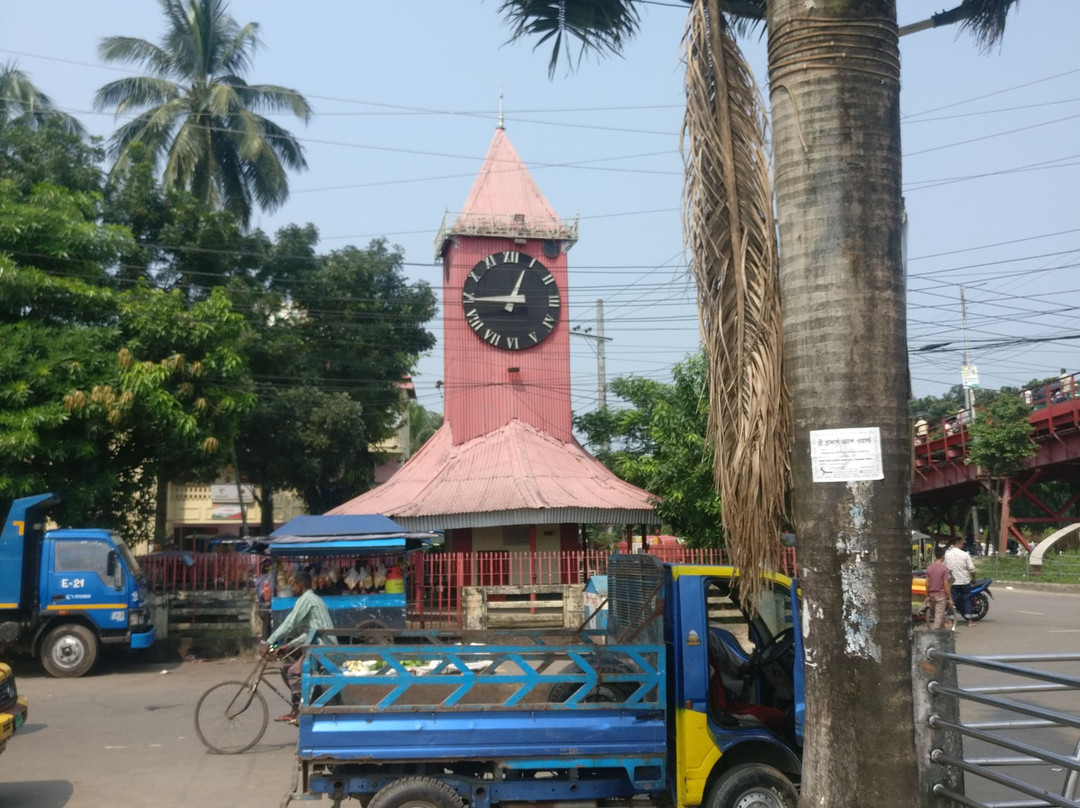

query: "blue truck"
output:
283 554 805 808
0 493 156 677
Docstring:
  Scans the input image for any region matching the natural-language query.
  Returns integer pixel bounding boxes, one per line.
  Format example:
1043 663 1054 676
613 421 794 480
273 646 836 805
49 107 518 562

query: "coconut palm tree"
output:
0 61 85 134
93 0 311 228
497 1 1020 805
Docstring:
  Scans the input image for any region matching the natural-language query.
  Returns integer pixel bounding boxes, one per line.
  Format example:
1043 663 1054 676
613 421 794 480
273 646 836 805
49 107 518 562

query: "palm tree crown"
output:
94 0 312 227
0 61 86 134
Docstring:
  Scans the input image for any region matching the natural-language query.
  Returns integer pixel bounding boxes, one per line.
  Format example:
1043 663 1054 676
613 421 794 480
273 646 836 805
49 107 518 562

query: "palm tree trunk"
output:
766 1 918 805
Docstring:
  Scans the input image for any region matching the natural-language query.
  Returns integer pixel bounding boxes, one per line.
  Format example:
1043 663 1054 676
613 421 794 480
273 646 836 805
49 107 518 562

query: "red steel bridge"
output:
912 373 1080 552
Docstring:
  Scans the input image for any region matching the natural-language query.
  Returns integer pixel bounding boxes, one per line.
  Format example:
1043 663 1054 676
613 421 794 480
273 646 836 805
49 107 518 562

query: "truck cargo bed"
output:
298 630 667 791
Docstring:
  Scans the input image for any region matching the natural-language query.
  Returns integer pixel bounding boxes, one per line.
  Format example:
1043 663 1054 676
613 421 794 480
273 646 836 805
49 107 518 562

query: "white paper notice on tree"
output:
809 427 884 483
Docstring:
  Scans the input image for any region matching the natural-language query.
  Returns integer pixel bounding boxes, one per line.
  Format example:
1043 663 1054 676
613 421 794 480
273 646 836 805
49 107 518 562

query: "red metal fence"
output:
138 546 798 629
139 552 258 593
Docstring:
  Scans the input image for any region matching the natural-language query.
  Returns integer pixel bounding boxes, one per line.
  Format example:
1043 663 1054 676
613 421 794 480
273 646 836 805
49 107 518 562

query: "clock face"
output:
462 251 561 351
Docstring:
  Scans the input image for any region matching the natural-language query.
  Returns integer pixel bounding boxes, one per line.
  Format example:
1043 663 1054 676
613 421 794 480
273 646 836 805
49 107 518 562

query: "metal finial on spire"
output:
497 88 504 130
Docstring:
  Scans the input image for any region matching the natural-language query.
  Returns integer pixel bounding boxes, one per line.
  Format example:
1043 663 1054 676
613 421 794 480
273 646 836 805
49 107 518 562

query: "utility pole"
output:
595 300 607 410
960 287 982 550
571 300 613 451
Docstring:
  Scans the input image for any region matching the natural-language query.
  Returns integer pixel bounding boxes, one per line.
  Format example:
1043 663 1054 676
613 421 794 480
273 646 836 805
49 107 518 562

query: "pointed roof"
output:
328 420 656 531
435 127 577 257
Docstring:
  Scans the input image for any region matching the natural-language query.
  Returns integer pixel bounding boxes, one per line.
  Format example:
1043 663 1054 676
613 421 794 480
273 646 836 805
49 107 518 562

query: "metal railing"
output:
923 644 1080 807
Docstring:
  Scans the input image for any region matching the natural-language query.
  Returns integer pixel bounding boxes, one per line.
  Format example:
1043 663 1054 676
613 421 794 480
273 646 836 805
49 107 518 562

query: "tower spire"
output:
497 88 504 130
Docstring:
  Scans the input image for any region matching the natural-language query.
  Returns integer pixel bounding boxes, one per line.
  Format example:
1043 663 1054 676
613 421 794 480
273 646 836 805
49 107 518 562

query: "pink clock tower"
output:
437 124 578 444
330 124 654 537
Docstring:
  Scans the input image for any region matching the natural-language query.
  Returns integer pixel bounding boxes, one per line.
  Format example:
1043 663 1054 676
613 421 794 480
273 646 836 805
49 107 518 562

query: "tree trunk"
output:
155 477 170 546
766 2 918 805
259 483 275 537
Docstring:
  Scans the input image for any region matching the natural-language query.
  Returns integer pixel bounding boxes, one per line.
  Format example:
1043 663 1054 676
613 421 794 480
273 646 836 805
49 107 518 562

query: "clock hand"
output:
469 294 527 305
505 271 526 312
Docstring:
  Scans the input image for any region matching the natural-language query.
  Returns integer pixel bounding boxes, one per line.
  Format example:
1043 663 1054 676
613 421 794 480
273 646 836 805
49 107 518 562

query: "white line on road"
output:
1018 610 1044 615
1048 629 1080 633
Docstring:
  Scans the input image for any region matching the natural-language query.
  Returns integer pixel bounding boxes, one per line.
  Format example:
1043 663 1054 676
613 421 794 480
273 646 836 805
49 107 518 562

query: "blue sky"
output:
4 1 1079 418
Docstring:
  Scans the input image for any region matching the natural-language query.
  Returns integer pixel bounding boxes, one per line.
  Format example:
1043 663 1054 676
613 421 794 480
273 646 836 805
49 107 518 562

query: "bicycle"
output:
194 645 300 754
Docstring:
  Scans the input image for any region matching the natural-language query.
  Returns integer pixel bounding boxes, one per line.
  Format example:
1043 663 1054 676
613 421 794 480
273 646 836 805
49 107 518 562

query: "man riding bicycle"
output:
261 569 335 724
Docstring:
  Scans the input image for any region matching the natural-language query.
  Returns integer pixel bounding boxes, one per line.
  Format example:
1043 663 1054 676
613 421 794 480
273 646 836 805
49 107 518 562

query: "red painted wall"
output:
442 236 573 444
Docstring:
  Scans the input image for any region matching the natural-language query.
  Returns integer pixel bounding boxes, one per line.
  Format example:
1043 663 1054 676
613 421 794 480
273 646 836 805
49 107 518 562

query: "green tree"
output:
408 401 443 453
910 383 998 423
235 237 438 530
497 1 1021 804
94 0 312 227
966 390 1037 553
0 61 85 135
0 118 101 195
574 352 722 545
0 127 254 539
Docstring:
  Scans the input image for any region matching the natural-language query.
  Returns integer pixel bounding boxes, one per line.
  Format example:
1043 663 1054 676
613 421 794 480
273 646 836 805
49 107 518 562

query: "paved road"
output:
0 652 298 808
1 584 1076 808
931 584 1080 806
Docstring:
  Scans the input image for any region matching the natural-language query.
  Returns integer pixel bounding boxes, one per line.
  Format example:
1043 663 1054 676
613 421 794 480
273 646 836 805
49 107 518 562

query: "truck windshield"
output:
754 585 794 641
114 537 143 577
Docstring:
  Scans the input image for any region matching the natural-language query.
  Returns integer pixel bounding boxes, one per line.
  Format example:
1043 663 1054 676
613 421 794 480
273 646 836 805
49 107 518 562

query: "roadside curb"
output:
993 581 1080 595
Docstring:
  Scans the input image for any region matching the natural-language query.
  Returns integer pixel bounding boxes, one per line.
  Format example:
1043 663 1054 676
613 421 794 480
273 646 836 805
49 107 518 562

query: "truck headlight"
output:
129 611 147 627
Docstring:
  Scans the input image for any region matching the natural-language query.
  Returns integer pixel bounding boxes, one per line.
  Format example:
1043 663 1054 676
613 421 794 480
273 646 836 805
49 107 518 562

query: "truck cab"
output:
0 494 156 677
661 562 804 806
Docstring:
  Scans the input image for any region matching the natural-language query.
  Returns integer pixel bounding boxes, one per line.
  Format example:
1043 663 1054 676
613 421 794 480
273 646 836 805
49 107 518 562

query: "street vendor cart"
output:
261 514 436 631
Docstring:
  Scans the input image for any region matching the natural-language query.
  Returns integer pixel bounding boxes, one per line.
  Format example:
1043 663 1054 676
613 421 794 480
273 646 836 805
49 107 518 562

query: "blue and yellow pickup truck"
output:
283 554 805 808
0 661 28 757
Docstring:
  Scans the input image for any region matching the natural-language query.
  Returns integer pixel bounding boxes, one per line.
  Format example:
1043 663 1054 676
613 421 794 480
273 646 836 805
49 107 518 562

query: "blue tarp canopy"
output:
261 514 436 553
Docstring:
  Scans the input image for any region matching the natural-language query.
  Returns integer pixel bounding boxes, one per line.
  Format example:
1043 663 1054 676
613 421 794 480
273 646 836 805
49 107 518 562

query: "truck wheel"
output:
706 763 797 808
368 776 463 808
349 619 388 645
548 681 628 704
41 624 99 678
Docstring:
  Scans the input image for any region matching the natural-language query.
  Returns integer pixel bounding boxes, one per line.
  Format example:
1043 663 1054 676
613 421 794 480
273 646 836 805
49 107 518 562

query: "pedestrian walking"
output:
924 545 954 630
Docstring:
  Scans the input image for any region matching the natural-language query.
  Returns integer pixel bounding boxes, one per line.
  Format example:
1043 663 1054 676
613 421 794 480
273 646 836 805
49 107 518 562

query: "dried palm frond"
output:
681 0 791 610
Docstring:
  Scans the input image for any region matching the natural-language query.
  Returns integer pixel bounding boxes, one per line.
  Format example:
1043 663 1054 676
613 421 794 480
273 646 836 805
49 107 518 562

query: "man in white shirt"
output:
944 537 977 627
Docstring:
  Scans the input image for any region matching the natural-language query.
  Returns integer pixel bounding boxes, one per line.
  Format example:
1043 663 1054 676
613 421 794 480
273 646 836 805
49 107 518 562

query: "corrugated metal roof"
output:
327 420 657 531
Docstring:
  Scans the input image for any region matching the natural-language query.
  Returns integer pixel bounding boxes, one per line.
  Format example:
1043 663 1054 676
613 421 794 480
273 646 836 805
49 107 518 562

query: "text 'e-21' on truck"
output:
0 493 156 677
282 553 806 808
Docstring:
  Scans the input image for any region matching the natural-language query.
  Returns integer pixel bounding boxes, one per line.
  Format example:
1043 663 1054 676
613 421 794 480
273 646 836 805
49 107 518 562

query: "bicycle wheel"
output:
194 680 269 754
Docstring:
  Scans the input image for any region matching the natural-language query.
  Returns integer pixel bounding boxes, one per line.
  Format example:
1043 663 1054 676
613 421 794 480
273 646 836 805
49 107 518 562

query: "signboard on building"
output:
210 483 255 503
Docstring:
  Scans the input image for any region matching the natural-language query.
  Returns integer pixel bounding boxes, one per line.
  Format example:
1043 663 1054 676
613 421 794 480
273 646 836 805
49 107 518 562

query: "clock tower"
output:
330 123 654 539
436 124 578 445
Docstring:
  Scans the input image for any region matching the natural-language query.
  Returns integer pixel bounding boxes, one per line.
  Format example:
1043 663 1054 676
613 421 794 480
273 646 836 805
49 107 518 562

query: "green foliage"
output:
408 401 443 452
235 237 437 522
966 390 1036 476
574 352 723 546
0 61 85 136
94 0 312 227
910 384 998 421
0 118 101 195
977 550 1080 585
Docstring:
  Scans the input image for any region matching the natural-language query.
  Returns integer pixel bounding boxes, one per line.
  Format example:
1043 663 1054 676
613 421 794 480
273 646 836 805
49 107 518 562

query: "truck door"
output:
45 540 128 630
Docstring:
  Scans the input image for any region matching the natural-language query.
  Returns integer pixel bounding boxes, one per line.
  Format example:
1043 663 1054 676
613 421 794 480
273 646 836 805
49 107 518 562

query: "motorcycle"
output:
911 574 994 625
968 577 994 621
